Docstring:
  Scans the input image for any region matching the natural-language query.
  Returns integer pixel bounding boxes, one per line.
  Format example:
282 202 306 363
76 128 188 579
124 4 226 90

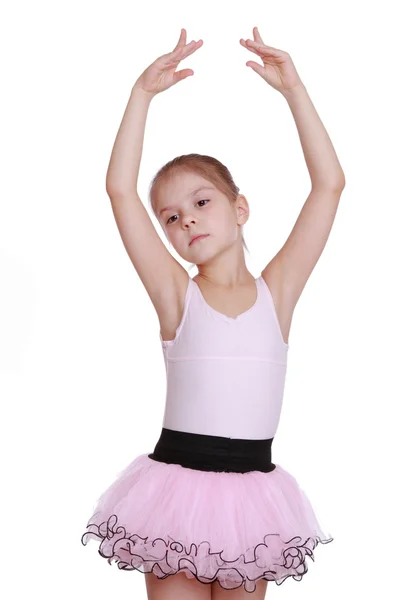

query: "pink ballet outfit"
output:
81 274 333 593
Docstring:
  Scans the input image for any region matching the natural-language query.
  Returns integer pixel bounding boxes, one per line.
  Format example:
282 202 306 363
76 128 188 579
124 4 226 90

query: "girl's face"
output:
155 172 248 264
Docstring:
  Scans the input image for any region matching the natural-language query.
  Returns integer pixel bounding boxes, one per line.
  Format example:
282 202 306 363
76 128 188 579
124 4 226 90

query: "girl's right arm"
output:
105 30 202 326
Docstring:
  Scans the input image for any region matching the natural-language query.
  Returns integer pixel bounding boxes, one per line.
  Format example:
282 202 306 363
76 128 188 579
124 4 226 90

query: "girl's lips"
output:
190 234 209 245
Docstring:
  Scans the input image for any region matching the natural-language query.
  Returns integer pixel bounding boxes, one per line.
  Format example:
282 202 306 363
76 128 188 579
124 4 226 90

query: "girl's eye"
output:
166 199 209 225
197 199 209 208
166 215 178 225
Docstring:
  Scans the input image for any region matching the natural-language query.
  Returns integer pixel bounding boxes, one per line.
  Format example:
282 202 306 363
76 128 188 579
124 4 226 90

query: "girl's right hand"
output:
134 29 203 98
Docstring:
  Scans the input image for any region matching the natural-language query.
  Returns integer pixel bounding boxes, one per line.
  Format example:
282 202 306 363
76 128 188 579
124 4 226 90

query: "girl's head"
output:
148 154 250 268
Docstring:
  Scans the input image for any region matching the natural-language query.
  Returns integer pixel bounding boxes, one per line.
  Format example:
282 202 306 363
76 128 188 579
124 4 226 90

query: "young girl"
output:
81 27 345 599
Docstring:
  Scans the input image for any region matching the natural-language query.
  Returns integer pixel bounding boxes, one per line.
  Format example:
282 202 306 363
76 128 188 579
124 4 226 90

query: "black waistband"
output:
148 427 276 473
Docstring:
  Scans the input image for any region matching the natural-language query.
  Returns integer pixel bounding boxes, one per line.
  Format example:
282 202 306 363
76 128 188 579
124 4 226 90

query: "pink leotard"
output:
159 275 289 440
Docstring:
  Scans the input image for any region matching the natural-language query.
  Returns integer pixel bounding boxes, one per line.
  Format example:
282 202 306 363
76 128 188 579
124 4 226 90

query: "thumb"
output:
174 69 194 84
246 61 264 78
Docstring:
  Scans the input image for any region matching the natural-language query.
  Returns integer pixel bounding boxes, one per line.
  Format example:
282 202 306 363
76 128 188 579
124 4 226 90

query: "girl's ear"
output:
236 196 250 225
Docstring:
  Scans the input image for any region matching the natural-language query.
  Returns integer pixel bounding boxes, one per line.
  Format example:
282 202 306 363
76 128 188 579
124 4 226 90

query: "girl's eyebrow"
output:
158 186 214 216
189 185 214 197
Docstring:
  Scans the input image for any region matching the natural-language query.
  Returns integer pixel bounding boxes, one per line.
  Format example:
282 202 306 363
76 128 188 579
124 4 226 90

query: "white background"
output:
1 1 399 598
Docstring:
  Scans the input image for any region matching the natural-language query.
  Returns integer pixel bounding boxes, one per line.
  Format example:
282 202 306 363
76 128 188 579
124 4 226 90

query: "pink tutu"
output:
81 452 333 593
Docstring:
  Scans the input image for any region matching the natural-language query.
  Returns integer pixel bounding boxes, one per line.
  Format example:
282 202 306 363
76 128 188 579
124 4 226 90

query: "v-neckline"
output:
191 276 260 323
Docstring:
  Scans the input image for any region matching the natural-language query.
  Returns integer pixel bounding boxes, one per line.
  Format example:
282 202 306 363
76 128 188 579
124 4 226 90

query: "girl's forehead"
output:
166 174 215 194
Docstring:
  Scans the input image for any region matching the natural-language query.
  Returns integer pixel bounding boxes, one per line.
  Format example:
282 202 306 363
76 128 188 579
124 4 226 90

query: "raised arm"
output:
105 85 153 197
241 29 345 318
105 30 203 325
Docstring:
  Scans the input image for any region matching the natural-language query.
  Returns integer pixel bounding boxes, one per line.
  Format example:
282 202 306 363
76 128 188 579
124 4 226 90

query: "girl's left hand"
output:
240 27 303 94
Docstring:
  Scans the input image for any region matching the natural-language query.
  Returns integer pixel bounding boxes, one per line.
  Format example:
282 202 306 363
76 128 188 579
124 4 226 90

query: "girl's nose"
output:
182 216 196 227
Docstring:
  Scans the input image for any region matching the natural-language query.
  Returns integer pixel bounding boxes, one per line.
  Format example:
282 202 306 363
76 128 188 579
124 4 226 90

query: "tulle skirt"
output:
81 429 333 594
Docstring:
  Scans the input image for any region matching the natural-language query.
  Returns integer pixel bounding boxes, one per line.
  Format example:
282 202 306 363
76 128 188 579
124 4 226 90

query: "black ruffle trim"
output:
81 513 333 593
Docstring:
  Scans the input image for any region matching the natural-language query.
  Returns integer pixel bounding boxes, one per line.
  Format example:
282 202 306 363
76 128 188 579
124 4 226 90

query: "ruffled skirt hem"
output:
81 453 333 593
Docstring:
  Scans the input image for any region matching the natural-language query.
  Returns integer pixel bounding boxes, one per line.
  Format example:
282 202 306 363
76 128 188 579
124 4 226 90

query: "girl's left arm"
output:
283 83 345 190
283 83 345 189
242 30 346 309
271 84 346 310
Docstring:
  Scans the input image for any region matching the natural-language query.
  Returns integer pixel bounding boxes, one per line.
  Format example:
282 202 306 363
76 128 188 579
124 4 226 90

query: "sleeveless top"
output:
158 274 289 440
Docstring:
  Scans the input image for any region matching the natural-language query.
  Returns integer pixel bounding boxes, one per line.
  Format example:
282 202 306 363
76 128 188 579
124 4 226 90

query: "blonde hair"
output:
148 153 249 269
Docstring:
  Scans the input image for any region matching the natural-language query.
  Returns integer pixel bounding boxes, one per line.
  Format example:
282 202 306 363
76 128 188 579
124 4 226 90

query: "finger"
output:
240 39 271 59
173 28 186 53
162 40 202 68
246 61 265 78
253 26 265 45
174 39 203 60
246 39 281 55
240 39 261 56
174 68 194 84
